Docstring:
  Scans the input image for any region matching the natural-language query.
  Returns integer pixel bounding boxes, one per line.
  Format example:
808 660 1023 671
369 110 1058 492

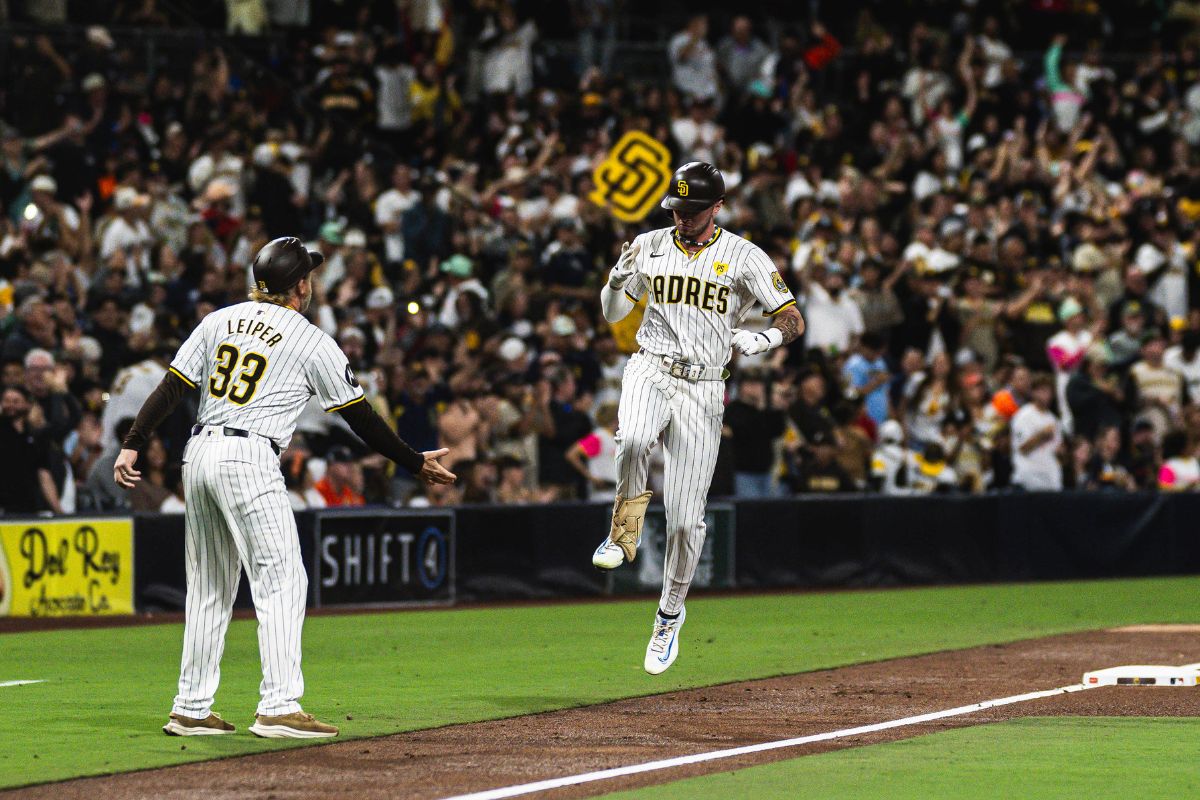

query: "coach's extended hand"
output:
419 448 457 485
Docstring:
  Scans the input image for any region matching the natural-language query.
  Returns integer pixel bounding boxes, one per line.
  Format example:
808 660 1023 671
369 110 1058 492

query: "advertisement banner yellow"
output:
0 518 134 617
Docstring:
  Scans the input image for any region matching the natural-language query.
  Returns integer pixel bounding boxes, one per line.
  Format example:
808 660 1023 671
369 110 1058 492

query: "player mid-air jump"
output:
114 237 456 738
594 162 805 674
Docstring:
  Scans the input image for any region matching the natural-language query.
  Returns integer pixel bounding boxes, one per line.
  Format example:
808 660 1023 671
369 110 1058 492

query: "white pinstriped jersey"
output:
623 226 796 366
169 301 363 449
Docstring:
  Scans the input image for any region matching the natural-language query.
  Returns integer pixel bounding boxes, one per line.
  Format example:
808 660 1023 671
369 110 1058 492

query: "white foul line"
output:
0 680 45 688
441 682 1094 800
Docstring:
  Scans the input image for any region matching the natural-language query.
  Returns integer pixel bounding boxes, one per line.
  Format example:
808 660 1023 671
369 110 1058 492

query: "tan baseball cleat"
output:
249 711 339 739
593 491 653 569
162 712 236 736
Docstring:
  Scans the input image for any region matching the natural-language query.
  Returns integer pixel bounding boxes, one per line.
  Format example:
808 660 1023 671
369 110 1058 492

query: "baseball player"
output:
594 162 805 674
114 237 456 738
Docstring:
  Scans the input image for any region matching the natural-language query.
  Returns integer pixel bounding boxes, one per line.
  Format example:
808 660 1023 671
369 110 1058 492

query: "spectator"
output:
788 370 836 443
84 416 132 511
870 420 913 495
723 373 787 497
1158 431 1200 492
1127 330 1184 440
800 262 864 355
1127 419 1161 489
459 459 499 504
1046 297 1097 433
671 98 721 164
1044 34 1086 132
1067 347 1124 442
26 174 82 257
2 297 58 364
1164 329 1200 401
436 254 489 329
907 442 958 494
0 385 62 514
437 382 487 471
902 352 958 449
843 333 891 426
669 15 719 103
375 164 419 268
716 16 771 97
481 5 538 98
127 435 172 511
565 402 619 502
1010 375 1064 491
99 186 154 280
23 348 81 443
1084 426 1137 491
314 446 366 506
283 450 327 510
791 429 856 493
537 368 592 499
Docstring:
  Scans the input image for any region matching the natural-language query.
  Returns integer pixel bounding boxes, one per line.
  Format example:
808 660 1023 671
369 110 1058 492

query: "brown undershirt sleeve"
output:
122 371 191 452
337 398 426 474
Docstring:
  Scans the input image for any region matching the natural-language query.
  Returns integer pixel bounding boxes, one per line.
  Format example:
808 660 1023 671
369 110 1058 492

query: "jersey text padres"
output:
622 226 796 365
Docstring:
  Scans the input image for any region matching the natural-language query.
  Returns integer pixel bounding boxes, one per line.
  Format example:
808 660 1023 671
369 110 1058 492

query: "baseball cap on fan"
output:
251 236 325 294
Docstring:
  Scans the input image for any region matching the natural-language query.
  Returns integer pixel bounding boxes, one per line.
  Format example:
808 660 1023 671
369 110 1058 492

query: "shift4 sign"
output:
314 510 454 607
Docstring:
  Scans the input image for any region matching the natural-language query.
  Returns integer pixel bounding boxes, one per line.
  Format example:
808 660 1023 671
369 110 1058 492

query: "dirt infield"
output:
5 626 1198 800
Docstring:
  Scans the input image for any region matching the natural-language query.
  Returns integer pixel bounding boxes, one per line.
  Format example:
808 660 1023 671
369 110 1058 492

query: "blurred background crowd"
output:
5 0 1200 514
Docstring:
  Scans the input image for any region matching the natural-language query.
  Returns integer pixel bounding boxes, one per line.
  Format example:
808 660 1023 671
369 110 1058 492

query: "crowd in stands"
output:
6 2 1200 514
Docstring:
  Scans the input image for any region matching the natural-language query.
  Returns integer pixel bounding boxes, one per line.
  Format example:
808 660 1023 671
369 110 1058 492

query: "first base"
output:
1082 665 1200 687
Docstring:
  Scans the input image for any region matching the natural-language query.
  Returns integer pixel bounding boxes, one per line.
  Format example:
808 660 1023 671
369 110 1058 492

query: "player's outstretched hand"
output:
113 448 142 489
419 448 457 485
608 241 641 289
731 328 772 356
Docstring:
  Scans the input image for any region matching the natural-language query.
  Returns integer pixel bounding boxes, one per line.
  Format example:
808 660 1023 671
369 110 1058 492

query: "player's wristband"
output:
761 328 784 350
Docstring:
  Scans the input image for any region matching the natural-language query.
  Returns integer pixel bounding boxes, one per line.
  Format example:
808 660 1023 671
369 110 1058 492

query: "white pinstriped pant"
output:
615 353 723 615
173 427 307 719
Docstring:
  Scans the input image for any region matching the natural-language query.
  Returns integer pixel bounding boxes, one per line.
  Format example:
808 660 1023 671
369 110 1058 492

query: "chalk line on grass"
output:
440 682 1096 800
0 680 45 688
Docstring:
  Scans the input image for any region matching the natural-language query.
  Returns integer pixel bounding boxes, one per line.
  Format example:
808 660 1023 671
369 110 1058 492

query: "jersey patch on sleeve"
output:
771 270 789 293
345 365 359 388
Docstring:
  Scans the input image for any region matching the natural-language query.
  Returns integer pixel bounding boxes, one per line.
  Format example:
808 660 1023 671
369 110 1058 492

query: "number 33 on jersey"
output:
168 301 364 450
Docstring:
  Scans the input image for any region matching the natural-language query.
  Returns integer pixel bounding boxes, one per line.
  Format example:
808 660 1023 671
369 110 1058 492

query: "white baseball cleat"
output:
644 606 686 675
594 491 653 570
592 537 625 570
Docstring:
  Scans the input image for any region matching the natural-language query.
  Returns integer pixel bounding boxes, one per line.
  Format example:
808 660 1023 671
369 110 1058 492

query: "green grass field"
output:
1 576 1198 791
600 718 1200 799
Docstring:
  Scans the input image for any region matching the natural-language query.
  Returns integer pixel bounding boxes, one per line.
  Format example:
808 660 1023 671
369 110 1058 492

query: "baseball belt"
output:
640 349 729 381
191 423 281 455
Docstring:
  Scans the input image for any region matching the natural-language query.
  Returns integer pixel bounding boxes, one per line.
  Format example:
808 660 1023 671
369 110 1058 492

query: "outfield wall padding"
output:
57 492 1200 611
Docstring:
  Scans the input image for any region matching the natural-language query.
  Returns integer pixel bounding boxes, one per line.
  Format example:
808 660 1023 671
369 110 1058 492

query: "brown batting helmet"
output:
251 237 325 294
661 161 725 213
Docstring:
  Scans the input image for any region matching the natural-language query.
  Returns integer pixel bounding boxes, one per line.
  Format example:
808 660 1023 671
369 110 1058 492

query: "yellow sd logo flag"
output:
0 518 134 617
588 131 672 222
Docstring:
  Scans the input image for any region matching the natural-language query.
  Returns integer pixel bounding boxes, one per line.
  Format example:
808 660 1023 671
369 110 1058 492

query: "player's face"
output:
671 200 721 240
